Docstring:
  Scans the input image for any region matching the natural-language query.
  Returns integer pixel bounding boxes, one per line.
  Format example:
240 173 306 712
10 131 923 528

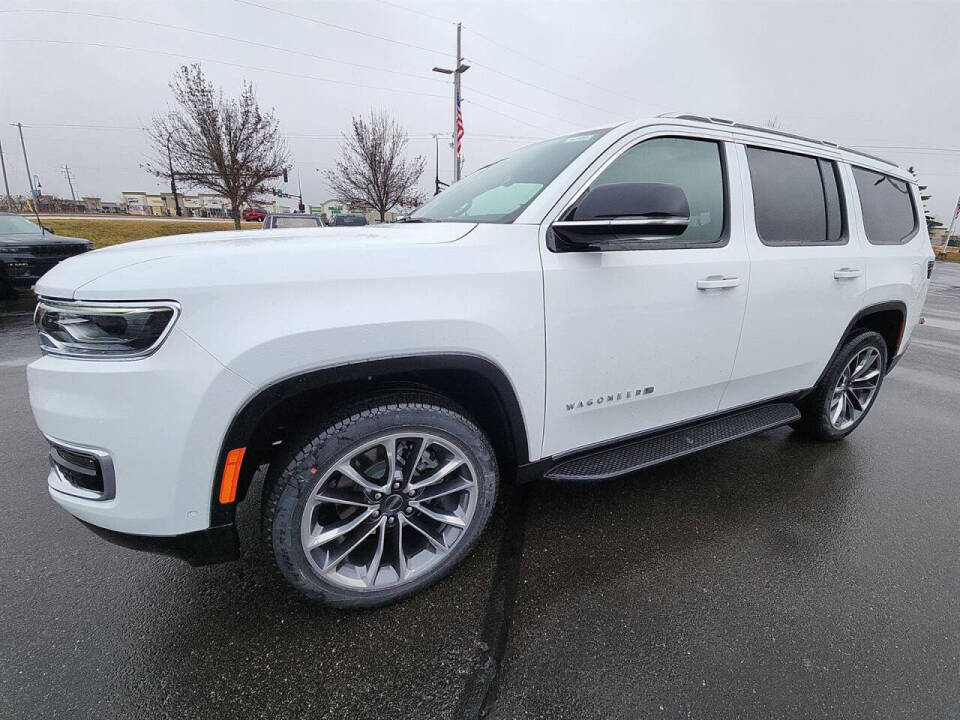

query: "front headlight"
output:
34 299 180 359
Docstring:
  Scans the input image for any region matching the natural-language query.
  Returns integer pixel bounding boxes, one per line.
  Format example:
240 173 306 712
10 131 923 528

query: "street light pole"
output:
432 22 469 184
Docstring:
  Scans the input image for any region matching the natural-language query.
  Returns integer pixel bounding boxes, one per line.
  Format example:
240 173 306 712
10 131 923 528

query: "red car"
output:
242 207 267 222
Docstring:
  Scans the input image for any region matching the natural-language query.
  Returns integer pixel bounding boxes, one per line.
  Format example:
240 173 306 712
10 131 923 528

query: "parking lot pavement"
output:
2 264 960 720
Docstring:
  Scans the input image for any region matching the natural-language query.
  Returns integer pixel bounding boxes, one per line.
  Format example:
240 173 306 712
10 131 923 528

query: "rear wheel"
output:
795 330 887 440
262 392 498 607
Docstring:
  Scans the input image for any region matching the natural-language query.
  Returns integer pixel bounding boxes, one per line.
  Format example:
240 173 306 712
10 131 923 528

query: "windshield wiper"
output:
399 217 438 223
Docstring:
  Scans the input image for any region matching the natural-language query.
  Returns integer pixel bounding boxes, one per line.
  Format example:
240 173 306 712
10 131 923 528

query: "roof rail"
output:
656 113 899 169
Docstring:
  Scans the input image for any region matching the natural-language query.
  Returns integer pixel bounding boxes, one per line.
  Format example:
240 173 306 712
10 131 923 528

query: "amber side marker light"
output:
219 447 246 504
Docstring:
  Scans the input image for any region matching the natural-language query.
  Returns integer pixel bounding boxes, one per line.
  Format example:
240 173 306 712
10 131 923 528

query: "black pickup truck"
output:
0 213 92 297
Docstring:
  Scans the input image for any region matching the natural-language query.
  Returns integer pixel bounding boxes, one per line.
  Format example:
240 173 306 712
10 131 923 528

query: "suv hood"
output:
1 232 91 247
35 223 478 299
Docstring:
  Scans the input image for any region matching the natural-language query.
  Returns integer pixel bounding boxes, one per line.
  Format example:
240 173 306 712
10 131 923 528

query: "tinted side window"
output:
590 137 725 245
746 147 844 245
274 217 322 228
852 167 917 245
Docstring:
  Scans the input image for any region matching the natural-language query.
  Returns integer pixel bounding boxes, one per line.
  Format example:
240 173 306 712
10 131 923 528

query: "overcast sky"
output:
2 0 960 221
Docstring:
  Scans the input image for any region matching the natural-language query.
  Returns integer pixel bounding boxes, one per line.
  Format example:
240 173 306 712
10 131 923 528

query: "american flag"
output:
954 195 960 221
456 91 463 156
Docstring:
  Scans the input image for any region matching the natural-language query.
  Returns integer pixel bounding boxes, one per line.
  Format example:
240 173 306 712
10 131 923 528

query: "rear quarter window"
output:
852 166 917 245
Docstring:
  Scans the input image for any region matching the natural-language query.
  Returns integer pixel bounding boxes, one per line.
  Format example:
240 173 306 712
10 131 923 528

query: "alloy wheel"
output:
829 345 882 430
298 431 479 590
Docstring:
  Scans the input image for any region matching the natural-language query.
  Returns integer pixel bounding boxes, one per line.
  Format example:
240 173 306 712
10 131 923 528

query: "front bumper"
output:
28 326 254 537
78 519 240 566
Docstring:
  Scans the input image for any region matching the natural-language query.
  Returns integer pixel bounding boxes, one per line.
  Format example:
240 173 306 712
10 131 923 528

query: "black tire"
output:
794 330 888 441
262 391 498 608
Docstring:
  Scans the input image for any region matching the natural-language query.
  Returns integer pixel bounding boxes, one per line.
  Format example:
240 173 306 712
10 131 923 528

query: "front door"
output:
540 134 750 457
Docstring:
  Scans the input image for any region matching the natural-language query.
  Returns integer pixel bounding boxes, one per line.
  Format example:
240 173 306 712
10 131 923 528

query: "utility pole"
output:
432 22 469 183
0 138 13 211
166 135 182 217
12 123 43 232
61 165 77 203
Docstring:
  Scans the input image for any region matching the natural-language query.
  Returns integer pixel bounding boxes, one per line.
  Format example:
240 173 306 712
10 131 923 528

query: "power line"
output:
0 39 448 101
463 25 664 112
464 99 555 134
366 0 655 114
468 87 578 128
373 0 456 26
4 12 570 140
233 0 449 57
18 122 144 131
470 61 616 117
0 9 446 87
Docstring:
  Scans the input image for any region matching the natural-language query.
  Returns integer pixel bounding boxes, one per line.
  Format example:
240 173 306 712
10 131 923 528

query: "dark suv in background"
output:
0 213 92 297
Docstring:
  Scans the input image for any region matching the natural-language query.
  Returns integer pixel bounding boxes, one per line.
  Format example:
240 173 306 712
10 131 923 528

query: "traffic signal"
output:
282 169 288 183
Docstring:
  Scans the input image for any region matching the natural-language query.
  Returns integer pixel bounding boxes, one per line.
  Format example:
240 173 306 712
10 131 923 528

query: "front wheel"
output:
795 330 888 441
262 392 498 607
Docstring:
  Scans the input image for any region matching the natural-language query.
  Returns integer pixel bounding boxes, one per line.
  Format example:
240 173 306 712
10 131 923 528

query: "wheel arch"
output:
810 301 907 394
209 354 530 526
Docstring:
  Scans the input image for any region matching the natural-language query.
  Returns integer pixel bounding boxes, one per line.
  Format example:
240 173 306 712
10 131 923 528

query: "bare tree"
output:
146 65 289 229
325 110 426 222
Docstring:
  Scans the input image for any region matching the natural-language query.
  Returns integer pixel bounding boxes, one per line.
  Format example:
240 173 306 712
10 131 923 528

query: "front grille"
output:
5 259 58 278
51 445 105 495
29 244 88 257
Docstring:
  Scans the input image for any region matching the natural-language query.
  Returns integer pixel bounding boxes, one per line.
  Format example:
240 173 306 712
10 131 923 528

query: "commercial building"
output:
318 199 396 224
121 192 281 218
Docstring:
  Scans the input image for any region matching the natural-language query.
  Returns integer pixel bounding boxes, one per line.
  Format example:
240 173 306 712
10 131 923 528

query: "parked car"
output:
27 116 933 607
328 213 367 227
261 213 324 229
242 207 267 222
0 213 92 298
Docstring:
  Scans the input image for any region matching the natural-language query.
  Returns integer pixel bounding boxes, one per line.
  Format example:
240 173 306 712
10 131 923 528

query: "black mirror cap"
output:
572 182 689 221
550 182 691 252
43 226 55 235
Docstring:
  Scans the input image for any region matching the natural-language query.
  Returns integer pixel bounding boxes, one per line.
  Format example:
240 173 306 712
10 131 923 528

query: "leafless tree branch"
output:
324 110 426 221
144 64 289 229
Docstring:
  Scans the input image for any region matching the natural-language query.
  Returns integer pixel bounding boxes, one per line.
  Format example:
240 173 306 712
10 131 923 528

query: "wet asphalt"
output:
2 264 960 719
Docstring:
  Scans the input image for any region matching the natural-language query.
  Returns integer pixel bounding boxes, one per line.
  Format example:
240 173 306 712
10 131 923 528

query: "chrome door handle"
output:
834 268 863 280
697 275 741 290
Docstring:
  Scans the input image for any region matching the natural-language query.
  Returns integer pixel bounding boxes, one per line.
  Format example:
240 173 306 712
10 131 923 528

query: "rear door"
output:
540 129 750 457
721 143 866 409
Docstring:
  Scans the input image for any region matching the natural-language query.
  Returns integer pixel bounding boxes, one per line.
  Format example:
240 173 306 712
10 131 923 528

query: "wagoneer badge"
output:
566 386 654 412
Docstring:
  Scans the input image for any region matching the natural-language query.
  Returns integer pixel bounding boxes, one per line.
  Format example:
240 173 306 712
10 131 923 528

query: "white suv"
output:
28 116 933 607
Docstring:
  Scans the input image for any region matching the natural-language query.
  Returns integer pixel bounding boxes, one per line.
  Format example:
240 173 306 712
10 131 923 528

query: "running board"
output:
544 403 801 481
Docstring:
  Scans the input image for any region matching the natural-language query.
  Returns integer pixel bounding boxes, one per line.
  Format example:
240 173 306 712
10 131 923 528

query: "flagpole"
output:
938 194 960 256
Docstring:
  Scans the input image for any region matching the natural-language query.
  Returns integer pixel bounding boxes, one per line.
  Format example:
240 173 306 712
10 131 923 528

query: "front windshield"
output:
0 215 42 234
412 128 612 224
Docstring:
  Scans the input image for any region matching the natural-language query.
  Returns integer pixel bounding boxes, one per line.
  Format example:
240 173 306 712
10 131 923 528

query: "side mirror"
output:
43 226 55 235
550 182 690 251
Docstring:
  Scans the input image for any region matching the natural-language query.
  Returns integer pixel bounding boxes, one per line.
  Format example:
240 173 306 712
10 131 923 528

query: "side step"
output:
544 402 801 482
